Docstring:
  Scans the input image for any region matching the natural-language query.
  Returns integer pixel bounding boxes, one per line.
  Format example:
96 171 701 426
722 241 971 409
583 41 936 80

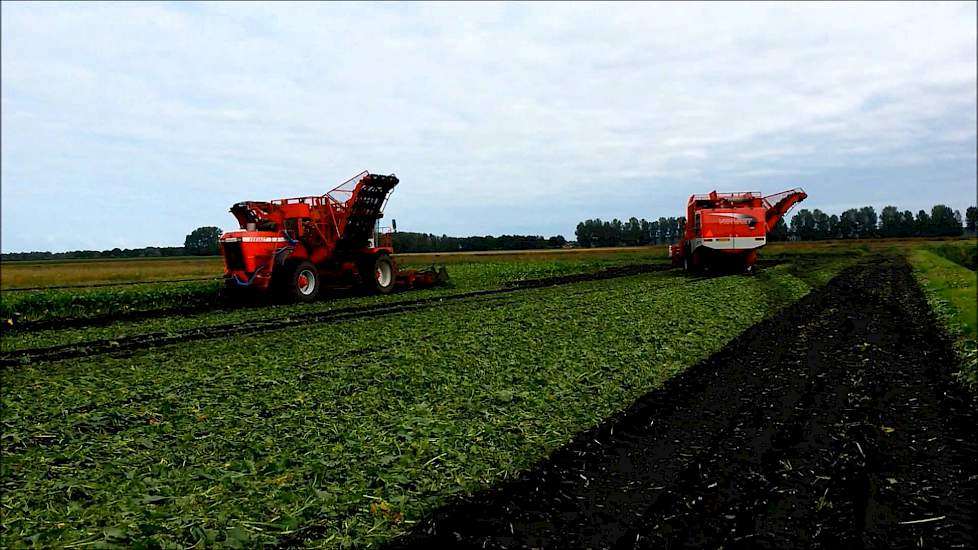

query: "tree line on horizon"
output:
0 227 572 260
788 204 976 240
1 227 225 261
575 217 689 247
3 204 974 261
391 232 567 253
572 203 976 247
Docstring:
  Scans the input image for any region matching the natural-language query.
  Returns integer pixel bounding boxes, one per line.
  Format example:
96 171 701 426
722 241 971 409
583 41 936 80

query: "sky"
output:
1 1 976 252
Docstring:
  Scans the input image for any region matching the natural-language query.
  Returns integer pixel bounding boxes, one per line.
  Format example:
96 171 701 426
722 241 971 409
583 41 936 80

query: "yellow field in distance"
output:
1 238 969 290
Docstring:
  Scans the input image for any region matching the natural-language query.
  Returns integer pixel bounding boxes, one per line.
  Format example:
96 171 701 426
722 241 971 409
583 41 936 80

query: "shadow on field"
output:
382 256 977 550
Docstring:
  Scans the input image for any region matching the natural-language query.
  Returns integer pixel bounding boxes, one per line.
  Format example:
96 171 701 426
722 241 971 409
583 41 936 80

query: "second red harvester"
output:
670 188 807 273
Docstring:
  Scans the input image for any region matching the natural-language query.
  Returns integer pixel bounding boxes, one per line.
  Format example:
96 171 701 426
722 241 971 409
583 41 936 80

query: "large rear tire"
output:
744 250 758 275
222 278 249 303
688 245 703 273
278 260 320 303
360 253 396 295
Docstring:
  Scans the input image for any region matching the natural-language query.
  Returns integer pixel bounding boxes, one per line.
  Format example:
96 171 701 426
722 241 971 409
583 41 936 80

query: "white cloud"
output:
1 1 975 251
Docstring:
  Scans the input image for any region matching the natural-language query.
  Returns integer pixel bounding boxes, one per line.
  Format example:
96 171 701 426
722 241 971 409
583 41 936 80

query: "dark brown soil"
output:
387 256 977 550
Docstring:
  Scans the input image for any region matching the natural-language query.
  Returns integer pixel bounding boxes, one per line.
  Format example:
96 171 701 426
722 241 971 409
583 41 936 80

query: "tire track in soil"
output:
2 285 644 458
3 260 790 334
1 264 673 367
383 256 977 550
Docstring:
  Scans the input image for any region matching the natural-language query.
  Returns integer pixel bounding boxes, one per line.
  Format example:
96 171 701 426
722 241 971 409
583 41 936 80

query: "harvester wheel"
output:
744 250 758 275
222 279 248 302
281 260 320 303
360 253 396 295
684 245 700 272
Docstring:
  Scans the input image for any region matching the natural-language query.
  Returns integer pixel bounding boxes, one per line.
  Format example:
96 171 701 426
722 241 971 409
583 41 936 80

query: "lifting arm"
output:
762 188 807 231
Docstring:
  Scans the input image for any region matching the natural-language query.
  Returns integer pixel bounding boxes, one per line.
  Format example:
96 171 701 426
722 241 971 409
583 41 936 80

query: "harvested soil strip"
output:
1 264 671 366
387 257 977 550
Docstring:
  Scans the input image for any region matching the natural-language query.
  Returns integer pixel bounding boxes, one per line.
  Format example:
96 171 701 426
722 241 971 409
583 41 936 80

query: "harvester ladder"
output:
336 174 399 250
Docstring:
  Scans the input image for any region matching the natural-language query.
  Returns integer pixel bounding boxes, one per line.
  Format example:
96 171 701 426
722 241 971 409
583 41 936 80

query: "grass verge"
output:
908 247 978 389
923 239 977 271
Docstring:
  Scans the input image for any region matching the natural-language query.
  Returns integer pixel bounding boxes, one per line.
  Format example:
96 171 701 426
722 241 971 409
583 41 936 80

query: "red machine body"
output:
220 171 445 301
670 188 807 272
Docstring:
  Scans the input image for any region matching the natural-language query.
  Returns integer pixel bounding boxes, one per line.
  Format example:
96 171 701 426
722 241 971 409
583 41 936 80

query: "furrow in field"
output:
388 257 977 550
1 264 673 366
1 258 670 333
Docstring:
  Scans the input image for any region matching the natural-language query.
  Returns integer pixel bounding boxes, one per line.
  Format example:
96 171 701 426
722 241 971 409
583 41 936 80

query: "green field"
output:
0 248 665 290
0 252 664 330
0 240 971 548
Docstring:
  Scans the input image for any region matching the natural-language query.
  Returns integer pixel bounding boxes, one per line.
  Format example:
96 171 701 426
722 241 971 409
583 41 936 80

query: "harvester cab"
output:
670 188 807 273
220 171 447 302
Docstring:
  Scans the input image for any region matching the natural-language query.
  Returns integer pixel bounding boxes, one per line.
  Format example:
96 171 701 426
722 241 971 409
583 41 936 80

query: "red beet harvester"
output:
219 171 446 302
670 188 808 272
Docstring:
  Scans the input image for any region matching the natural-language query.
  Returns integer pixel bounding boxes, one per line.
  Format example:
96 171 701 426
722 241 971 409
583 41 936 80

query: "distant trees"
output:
833 207 879 239
183 226 223 256
788 208 838 240
879 206 903 237
390 232 566 253
929 205 961 237
768 218 789 241
914 210 931 236
3 225 228 261
547 235 568 248
787 203 971 240
788 209 815 240
1 246 189 261
909 206 967 238
573 201 973 246
6 201 973 262
859 206 878 237
575 217 686 247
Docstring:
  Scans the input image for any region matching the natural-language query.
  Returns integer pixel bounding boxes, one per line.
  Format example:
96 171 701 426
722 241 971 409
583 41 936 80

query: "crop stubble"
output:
1 261 822 547
390 257 977 550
